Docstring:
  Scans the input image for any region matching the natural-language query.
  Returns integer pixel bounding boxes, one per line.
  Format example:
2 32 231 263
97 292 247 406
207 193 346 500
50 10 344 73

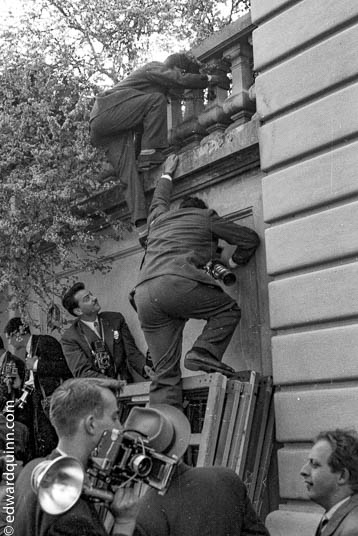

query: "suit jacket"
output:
90 61 210 121
14 450 108 536
21 335 72 458
318 494 358 536
61 311 146 383
137 177 260 288
134 462 269 536
31 334 72 397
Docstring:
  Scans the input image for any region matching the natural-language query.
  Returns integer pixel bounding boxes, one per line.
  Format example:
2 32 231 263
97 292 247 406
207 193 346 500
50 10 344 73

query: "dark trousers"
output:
90 90 168 224
135 275 241 409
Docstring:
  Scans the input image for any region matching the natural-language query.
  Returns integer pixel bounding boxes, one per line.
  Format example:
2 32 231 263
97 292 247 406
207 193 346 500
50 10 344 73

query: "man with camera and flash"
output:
15 378 139 536
134 154 260 409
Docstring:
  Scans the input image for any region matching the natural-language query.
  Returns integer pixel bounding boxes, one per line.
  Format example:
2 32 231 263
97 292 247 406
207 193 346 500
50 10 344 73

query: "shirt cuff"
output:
33 359 39 372
161 174 172 181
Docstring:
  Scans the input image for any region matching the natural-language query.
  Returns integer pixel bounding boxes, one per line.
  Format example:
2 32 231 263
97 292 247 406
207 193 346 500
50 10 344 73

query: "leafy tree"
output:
0 0 250 322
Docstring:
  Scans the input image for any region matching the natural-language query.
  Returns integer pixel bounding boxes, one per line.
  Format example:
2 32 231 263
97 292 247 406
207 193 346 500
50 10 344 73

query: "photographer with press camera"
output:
134 154 260 409
15 378 141 536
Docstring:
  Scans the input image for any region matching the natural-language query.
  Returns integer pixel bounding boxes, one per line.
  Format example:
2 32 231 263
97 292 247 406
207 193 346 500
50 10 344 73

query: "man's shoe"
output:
137 150 165 170
184 350 236 376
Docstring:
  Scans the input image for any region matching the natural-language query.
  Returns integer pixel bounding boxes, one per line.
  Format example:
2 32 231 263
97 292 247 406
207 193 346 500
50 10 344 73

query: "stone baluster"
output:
198 59 232 134
167 92 184 147
222 37 255 127
169 88 206 148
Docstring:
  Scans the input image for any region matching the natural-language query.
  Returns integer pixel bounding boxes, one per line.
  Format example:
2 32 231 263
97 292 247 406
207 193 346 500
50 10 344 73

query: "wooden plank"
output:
227 371 257 471
196 373 228 467
244 376 273 500
214 379 243 466
235 371 259 479
253 398 275 516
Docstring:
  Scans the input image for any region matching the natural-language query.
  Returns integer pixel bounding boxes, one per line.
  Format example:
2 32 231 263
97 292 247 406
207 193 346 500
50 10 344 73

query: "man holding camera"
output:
61 282 148 383
14 378 139 536
134 155 260 409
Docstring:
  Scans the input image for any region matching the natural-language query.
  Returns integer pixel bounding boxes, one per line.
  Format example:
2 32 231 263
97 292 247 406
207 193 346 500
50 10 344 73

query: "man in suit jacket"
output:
134 155 260 409
14 378 139 536
4 317 72 458
61 282 147 383
89 53 229 234
300 428 358 535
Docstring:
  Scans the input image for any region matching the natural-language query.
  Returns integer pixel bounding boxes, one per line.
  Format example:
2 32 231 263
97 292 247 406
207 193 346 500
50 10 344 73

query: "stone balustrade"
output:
168 12 256 149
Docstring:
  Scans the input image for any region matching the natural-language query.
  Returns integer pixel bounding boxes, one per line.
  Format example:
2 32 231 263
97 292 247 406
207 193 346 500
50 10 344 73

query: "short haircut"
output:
179 196 208 210
50 378 121 437
315 429 358 492
164 53 200 74
62 282 85 316
4 318 30 337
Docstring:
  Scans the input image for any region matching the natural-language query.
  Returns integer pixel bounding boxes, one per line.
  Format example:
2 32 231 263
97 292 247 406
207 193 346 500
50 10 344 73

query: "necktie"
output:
316 515 328 536
93 320 101 337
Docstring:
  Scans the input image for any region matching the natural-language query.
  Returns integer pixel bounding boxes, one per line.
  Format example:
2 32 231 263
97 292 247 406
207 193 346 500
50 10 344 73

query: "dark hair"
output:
0 337 3 351
62 282 85 316
164 53 200 74
50 378 121 437
179 196 208 210
315 429 358 492
4 318 30 337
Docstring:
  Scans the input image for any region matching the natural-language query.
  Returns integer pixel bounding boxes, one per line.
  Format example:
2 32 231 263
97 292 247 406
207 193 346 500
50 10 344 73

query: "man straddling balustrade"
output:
133 154 260 410
89 53 230 245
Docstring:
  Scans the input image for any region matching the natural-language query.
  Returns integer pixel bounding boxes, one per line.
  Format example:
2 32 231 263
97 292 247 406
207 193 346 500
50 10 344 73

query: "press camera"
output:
92 340 111 373
204 260 236 286
87 427 178 496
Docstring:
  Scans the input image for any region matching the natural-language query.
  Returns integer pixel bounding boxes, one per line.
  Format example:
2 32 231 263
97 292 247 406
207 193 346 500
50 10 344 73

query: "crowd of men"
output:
2 52 357 536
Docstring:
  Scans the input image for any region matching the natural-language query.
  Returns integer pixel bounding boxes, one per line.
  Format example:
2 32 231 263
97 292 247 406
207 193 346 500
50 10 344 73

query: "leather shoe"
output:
184 350 235 375
137 150 165 170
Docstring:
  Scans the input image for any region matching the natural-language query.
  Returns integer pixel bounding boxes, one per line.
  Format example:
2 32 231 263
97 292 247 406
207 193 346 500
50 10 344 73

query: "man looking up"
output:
300 428 358 535
14 378 139 536
134 154 260 409
61 282 148 383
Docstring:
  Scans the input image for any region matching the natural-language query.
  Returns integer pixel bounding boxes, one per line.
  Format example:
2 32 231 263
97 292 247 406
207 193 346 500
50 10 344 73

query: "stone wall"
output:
251 0 358 533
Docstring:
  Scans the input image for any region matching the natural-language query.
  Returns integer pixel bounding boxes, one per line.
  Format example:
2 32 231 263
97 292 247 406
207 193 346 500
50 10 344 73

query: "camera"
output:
87 428 178 496
92 340 111 373
204 260 236 286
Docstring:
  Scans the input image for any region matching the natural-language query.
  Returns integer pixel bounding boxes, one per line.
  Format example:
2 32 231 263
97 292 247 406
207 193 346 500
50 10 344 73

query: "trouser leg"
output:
135 282 185 409
90 91 168 149
105 133 147 225
140 93 168 150
141 276 241 361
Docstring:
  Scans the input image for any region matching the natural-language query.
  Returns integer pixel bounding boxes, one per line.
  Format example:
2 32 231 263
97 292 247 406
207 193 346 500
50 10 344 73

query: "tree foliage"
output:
0 0 250 321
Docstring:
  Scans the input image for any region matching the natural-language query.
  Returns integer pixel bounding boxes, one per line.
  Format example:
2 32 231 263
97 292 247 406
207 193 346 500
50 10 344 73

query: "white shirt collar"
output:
325 495 351 520
26 335 33 355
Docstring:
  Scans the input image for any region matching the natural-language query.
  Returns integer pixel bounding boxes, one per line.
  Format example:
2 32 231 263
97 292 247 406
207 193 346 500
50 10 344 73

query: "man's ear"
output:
73 307 82 317
338 467 350 486
83 414 96 435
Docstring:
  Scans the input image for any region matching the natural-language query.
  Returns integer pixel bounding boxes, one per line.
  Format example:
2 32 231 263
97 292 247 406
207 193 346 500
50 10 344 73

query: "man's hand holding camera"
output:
111 485 140 536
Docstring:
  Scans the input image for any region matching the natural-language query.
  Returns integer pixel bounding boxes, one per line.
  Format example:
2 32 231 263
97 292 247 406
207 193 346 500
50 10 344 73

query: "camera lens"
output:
130 454 152 476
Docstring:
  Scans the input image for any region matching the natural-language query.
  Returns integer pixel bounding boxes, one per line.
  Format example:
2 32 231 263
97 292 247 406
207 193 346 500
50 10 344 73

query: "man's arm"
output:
61 332 106 379
210 213 260 266
145 67 230 91
148 155 179 226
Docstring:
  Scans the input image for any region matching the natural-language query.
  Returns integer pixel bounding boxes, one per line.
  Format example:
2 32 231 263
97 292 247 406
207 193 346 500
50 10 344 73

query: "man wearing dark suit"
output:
4 317 72 458
300 428 358 536
89 53 229 233
14 378 139 536
61 282 147 383
134 155 260 409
